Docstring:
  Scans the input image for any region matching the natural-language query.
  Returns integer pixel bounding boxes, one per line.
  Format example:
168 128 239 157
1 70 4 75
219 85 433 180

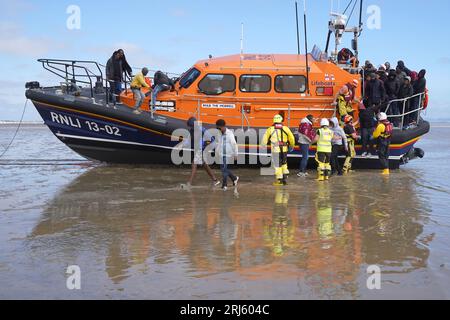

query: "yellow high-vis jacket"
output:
262 125 296 153
131 72 150 89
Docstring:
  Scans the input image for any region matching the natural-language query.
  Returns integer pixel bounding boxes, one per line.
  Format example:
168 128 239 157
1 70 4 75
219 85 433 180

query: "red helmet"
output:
344 115 353 123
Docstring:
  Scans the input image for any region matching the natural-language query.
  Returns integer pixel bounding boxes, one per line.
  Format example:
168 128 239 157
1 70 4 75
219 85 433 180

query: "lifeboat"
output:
24 5 430 169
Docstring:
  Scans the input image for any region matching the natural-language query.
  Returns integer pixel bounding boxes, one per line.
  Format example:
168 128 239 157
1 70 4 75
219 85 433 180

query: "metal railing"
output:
383 92 426 129
38 59 103 98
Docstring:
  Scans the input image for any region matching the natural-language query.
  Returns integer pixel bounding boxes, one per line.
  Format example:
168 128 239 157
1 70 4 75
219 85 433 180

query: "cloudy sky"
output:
1 0 449 121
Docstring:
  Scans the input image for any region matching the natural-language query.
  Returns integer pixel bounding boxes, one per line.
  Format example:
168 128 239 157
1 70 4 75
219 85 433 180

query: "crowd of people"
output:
360 60 427 129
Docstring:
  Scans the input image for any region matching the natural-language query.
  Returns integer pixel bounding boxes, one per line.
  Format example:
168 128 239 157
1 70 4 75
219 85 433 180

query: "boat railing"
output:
38 59 104 98
383 92 426 129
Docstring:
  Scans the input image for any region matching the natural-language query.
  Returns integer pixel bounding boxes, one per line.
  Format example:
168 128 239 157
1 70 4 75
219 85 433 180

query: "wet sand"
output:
0 124 450 299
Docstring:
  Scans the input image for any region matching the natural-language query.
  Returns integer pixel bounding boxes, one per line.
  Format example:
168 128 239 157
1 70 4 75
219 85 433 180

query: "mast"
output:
295 1 301 55
303 0 310 95
240 23 244 68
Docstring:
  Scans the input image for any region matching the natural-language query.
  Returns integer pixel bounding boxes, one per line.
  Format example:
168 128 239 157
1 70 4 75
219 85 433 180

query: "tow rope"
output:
0 99 29 159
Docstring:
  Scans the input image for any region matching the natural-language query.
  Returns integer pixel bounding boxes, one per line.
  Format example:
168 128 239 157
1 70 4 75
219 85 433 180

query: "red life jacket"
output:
381 120 393 138
423 88 429 110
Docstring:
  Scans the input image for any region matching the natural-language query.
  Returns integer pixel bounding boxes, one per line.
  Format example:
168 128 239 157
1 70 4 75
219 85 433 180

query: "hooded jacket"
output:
413 70 427 94
330 117 348 147
385 71 400 100
298 117 315 144
106 51 132 81
215 128 239 159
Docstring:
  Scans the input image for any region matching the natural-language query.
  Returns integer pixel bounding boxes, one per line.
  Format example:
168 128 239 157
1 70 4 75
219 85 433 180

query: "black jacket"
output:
413 77 426 94
398 83 414 99
365 79 386 106
106 51 132 81
385 77 400 100
359 108 376 129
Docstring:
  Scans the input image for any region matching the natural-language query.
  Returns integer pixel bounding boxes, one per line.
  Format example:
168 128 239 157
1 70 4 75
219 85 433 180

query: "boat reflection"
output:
30 166 432 296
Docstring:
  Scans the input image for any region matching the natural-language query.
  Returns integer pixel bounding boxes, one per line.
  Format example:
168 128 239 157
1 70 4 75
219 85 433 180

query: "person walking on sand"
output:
214 119 239 191
182 117 220 189
262 114 296 186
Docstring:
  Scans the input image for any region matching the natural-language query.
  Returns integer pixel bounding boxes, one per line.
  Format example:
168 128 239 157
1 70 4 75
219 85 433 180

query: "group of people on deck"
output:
105 49 172 116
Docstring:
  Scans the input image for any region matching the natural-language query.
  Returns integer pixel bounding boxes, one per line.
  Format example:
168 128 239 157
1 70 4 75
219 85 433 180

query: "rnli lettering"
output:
50 112 81 128
202 103 236 109
49 111 122 137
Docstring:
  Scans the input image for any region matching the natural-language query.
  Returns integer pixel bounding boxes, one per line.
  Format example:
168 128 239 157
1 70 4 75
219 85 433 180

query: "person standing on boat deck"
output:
384 69 401 127
106 50 133 105
329 117 348 176
184 117 220 188
373 112 393 175
358 103 376 157
411 69 427 125
398 76 414 128
130 68 150 114
364 73 386 113
343 115 360 174
214 119 239 191
313 119 333 181
297 115 316 177
262 114 296 186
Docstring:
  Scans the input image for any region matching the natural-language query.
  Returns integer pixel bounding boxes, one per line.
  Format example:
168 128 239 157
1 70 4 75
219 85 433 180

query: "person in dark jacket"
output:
151 71 174 116
365 73 386 112
397 60 412 77
410 69 427 125
398 76 414 127
106 49 133 105
358 103 376 156
384 69 401 127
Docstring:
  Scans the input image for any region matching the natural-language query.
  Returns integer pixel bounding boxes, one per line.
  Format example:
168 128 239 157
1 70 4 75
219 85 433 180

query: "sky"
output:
0 0 449 121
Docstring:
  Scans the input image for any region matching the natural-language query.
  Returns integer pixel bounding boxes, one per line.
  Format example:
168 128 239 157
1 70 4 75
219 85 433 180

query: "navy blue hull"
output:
27 90 430 169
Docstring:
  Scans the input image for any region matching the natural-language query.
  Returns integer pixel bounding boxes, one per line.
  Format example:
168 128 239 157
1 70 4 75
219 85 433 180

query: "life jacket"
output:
380 120 393 139
270 124 289 147
423 88 429 110
317 128 333 153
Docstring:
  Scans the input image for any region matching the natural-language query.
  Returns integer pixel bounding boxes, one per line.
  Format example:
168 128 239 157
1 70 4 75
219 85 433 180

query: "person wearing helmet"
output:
336 85 354 124
343 115 360 174
373 112 393 175
313 119 333 181
130 67 151 114
182 117 220 188
344 79 361 104
262 114 296 186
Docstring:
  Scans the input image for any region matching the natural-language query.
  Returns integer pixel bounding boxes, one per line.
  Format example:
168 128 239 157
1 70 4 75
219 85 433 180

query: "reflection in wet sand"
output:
28 165 432 299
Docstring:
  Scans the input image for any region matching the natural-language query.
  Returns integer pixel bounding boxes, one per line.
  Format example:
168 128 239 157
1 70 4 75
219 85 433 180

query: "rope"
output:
0 99 28 159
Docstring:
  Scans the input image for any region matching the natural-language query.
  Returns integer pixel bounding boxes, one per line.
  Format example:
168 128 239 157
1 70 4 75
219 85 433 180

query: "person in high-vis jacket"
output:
343 115 360 174
373 112 393 175
313 119 333 181
262 114 296 186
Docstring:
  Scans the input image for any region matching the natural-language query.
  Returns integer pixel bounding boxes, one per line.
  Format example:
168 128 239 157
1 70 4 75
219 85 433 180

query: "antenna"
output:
303 0 310 95
295 2 301 55
240 23 244 68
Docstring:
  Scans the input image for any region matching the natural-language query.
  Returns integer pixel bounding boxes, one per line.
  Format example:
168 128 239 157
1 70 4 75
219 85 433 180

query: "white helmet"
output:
320 118 330 127
378 112 388 121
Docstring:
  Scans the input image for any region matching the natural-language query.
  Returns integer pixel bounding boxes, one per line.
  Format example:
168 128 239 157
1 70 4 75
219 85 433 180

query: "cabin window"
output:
179 68 201 89
275 75 307 93
239 75 271 93
198 74 236 95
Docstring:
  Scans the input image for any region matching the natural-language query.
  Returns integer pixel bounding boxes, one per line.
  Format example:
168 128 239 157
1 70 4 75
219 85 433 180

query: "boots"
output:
382 169 390 175
273 179 285 186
